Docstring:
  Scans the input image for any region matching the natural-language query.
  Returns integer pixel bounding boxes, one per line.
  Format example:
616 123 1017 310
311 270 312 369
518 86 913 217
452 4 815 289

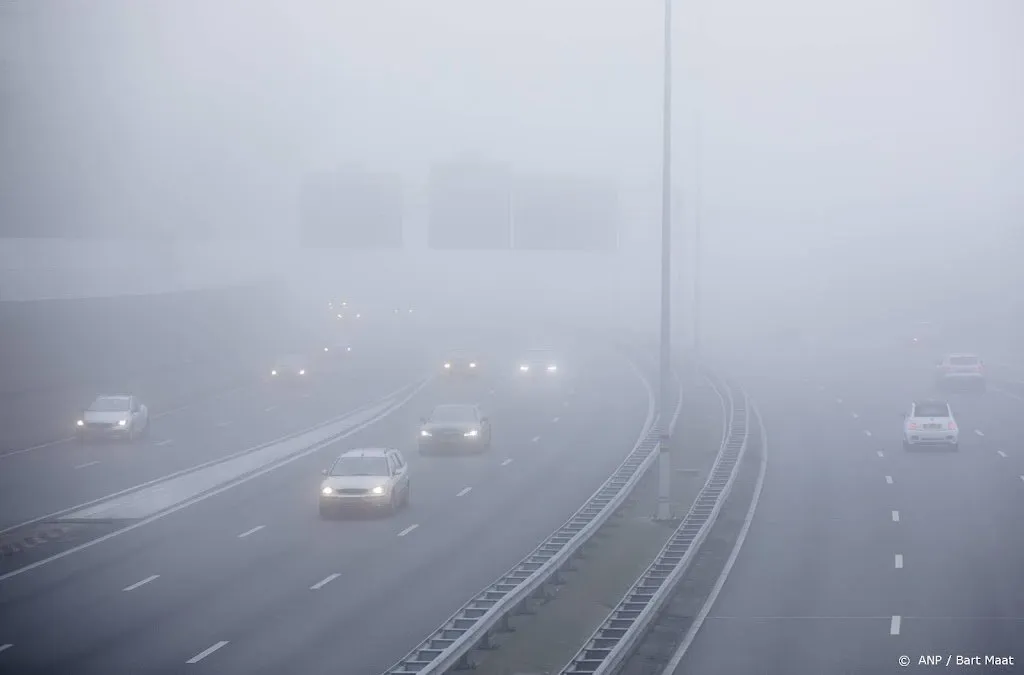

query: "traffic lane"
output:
937 387 1024 459
174 360 652 675
674 378 903 675
0 366 593 672
0 353 424 530
881 448 1024 669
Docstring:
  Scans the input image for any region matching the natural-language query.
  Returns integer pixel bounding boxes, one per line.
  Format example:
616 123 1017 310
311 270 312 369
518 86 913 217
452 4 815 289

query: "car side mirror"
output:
321 469 328 476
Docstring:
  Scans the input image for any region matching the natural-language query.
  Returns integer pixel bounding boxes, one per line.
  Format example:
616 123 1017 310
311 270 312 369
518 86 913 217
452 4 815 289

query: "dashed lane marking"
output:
123 574 160 592
836 397 843 404
863 430 872 437
851 412 859 419
310 573 340 590
501 458 513 466
397 524 419 537
237 525 264 538
892 510 900 522
186 641 229 664
489 389 496 395
885 475 893 484
890 615 901 635
997 450 1007 458
552 417 560 423
895 554 904 569
531 435 541 442
975 429 984 437
0 644 12 654
155 439 173 447
456 487 472 497
877 451 885 458
74 461 100 470
264 406 277 413
216 421 232 428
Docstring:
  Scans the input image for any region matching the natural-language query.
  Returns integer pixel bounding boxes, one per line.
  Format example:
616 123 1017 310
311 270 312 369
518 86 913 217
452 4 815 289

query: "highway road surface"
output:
0 340 657 675
671 349 1024 674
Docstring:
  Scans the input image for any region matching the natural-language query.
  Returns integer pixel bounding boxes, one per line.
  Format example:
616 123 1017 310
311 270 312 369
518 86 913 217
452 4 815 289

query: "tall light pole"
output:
655 0 675 522
692 103 703 362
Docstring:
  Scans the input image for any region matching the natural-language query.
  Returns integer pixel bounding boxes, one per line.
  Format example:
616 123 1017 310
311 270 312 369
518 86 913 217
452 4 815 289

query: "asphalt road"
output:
0 346 425 531
0 341 655 675
673 349 1024 674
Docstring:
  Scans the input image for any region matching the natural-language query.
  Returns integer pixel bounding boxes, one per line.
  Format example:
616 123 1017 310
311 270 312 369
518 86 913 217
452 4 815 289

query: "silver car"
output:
935 353 985 392
902 399 959 451
76 395 150 443
418 404 492 455
319 448 410 517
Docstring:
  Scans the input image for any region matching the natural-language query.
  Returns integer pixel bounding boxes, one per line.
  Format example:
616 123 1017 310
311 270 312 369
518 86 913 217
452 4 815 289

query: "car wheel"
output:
902 440 911 451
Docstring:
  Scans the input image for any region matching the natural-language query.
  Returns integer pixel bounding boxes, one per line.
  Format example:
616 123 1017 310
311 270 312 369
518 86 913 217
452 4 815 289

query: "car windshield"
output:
90 397 130 412
948 356 979 366
278 355 305 368
330 456 388 476
431 406 475 423
914 403 949 418
525 350 554 361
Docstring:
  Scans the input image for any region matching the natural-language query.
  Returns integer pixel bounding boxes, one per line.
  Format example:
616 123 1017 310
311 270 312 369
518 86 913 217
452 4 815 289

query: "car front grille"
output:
338 488 369 495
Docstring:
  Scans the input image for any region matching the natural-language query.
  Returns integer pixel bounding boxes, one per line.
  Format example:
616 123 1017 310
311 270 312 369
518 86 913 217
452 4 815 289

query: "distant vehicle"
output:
903 399 959 451
419 404 492 454
320 342 353 359
517 348 560 376
76 394 149 443
442 351 480 376
935 353 985 392
319 448 410 517
270 354 310 381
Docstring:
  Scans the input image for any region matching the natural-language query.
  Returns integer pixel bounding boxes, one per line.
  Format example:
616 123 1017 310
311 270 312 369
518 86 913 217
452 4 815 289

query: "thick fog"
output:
1 0 1021 351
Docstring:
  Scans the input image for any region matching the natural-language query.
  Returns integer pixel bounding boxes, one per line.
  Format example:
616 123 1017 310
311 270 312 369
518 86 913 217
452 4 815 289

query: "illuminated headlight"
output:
271 370 277 376
519 364 530 372
337 314 343 319
355 313 361 319
469 363 477 368
118 419 128 426
346 346 352 352
371 486 385 495
547 364 557 372
76 419 84 427
341 301 347 307
420 429 431 437
408 308 413 313
324 347 329 352
444 363 451 369
298 369 306 375
464 429 479 437
321 486 333 495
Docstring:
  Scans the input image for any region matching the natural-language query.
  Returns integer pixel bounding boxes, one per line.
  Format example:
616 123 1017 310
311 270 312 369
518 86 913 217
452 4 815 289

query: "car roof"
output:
94 394 131 401
913 399 949 408
945 352 979 358
336 447 393 460
432 403 476 413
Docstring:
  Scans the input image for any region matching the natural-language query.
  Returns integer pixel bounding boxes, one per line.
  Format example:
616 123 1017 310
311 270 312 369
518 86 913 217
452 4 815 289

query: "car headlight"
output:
469 362 477 368
298 369 306 375
76 419 84 427
519 364 529 372
271 370 277 376
336 314 343 319
321 486 333 495
118 419 128 426
420 429 431 437
346 346 352 352
444 363 451 369
355 313 361 319
547 364 557 372
371 486 385 495
464 429 479 437
324 347 329 352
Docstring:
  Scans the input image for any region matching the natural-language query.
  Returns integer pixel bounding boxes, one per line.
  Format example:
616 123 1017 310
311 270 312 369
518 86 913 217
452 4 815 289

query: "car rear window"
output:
948 356 979 366
914 403 949 418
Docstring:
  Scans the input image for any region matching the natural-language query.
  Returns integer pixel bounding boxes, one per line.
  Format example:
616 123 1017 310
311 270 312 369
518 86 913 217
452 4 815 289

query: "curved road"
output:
0 340 655 675
673 348 1024 673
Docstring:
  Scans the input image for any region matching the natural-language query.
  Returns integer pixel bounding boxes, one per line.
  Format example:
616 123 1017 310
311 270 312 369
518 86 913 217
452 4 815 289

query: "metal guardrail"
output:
558 377 749 675
383 362 671 674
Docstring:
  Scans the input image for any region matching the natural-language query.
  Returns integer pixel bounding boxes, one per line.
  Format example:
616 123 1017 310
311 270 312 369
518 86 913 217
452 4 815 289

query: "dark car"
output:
418 404 492 455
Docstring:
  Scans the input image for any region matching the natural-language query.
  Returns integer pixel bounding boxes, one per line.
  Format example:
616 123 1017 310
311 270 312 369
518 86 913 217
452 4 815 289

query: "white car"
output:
935 353 986 392
76 394 150 443
517 348 559 376
319 448 410 517
902 399 959 451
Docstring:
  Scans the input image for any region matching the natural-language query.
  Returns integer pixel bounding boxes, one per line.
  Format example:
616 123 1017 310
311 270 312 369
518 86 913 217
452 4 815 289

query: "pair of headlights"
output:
321 485 385 496
77 419 128 427
421 429 479 437
443 362 477 369
271 369 305 376
519 364 557 372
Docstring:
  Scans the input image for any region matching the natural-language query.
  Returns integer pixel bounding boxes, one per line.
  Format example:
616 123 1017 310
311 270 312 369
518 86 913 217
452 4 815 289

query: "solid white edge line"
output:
237 525 264 538
658 394 769 675
892 510 899 522
890 615 901 635
74 461 100 469
310 573 340 590
397 524 419 537
895 554 904 569
186 640 229 664
123 574 160 592
885 475 893 484
456 487 472 497
0 644 13 653
0 379 430 583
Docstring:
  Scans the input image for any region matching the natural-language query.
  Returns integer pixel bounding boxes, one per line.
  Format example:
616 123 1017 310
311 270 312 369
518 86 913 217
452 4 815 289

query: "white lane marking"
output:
890 615 901 635
488 389 496 395
895 554 904 569
456 487 472 497
186 641 229 664
237 525 264 538
0 379 430 583
658 396 769 674
863 430 872 437
264 406 277 413
876 451 884 458
501 458 513 466
0 644 12 654
851 412 859 419
892 510 900 522
885 475 893 484
123 574 160 592
1 437 73 458
552 417 560 423
397 524 419 537
836 397 843 404
531 435 541 442
74 461 100 470
155 439 173 447
997 450 1007 458
310 573 340 590
216 421 232 428
974 429 984 437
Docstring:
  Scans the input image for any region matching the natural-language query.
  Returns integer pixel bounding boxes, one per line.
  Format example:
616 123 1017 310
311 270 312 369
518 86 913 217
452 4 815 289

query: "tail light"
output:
908 422 917 430
948 421 957 430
